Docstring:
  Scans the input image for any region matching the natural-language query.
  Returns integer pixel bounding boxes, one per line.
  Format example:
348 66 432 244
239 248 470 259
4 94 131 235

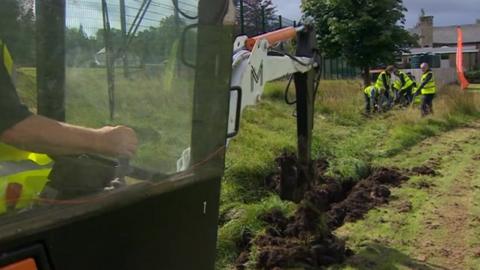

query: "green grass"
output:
216 80 480 269
14 66 480 268
335 121 480 269
217 195 296 269
15 66 193 173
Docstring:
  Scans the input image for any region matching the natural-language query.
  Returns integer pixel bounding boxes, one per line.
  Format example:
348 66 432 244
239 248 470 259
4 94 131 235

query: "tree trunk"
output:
362 66 371 87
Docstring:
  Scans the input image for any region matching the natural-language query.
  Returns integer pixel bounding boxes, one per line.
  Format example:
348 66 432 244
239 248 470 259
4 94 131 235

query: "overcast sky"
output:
271 0 480 28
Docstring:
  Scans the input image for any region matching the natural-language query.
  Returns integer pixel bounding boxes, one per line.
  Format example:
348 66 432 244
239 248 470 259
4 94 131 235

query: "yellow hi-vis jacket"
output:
375 71 391 92
364 85 377 97
393 80 402 91
0 144 52 213
0 39 14 77
411 87 422 105
421 71 437 95
0 39 52 214
394 71 414 92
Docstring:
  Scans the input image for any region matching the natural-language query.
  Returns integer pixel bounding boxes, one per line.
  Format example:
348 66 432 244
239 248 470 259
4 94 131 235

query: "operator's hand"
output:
96 126 138 158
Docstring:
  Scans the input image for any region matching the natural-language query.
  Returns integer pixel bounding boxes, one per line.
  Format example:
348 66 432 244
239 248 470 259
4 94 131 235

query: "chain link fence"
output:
65 0 198 68
65 0 358 79
234 0 298 37
67 0 197 35
320 58 360 80
234 0 358 79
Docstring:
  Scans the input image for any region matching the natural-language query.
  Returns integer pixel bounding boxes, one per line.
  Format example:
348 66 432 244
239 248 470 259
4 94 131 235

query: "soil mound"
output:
236 154 408 270
327 168 408 228
252 206 347 269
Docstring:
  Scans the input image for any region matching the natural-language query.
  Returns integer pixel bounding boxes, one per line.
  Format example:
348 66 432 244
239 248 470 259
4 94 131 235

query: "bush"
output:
465 70 480 83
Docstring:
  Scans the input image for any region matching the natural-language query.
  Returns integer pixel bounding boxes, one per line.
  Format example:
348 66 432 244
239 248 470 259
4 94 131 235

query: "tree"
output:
130 16 183 65
237 0 277 35
0 0 36 65
303 0 417 85
65 26 97 67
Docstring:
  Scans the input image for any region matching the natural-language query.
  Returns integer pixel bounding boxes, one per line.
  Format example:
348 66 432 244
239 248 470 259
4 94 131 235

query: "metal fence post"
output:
329 59 332 80
101 0 116 120
322 56 326 79
340 59 344 79
119 0 129 78
239 0 245 34
261 5 266 33
335 58 339 79
279 15 282 29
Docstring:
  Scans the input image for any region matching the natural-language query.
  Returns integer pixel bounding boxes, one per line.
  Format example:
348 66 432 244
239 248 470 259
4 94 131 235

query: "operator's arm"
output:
1 115 138 158
415 73 433 94
0 63 137 158
0 62 32 134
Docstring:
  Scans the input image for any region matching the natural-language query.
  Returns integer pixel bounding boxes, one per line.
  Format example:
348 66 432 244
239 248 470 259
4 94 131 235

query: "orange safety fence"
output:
456 26 470 90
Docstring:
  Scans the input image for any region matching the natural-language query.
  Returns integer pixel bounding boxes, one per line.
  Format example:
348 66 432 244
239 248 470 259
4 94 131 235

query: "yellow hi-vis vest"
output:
411 87 422 105
0 145 52 214
375 71 391 91
398 71 414 90
0 39 14 77
364 85 376 97
393 80 402 91
0 40 52 214
421 71 436 95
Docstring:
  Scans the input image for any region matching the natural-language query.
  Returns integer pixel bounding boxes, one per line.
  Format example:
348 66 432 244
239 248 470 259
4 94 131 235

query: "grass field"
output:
217 79 480 269
14 66 480 269
15 66 194 173
336 121 480 270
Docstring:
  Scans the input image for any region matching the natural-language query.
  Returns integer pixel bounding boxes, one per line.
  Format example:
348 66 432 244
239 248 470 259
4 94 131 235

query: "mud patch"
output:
235 154 408 269
327 168 408 228
425 157 442 169
396 200 413 213
411 179 435 189
251 206 348 269
265 152 330 203
409 166 438 176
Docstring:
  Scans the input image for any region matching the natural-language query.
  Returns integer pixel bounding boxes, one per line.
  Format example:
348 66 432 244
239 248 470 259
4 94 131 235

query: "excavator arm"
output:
229 25 320 201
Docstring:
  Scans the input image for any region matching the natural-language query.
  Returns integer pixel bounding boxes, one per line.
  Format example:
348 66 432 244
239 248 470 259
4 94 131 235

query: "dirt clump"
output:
397 200 413 213
410 166 438 176
234 229 254 269
265 152 305 202
237 154 408 270
255 167 406 269
253 207 347 269
235 251 250 270
250 172 354 269
327 168 408 229
412 179 435 189
265 152 332 203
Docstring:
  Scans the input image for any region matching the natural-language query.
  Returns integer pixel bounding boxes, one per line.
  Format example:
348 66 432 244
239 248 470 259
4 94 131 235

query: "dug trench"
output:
234 152 437 270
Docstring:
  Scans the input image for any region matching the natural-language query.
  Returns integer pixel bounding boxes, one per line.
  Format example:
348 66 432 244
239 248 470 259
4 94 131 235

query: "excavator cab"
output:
0 0 234 269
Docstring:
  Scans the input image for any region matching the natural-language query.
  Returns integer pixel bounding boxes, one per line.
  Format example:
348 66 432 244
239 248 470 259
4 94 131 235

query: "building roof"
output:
404 45 479 55
433 24 480 44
